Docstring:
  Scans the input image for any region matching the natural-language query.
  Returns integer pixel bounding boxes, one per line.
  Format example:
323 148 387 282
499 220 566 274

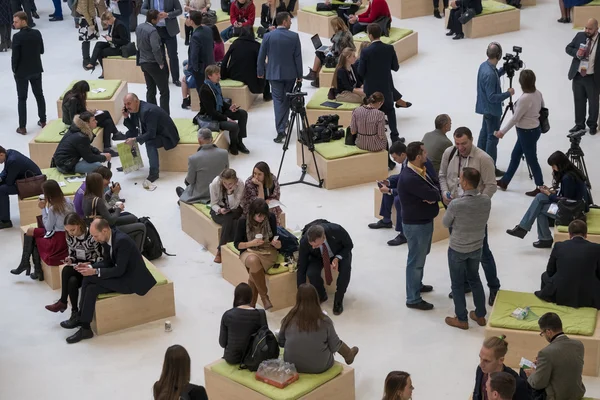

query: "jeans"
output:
74 160 103 174
403 222 433 304
477 114 501 165
0 184 19 221
448 247 487 322
380 193 402 233
145 136 164 177
220 25 235 41
51 0 63 17
156 26 179 83
15 73 47 129
140 62 170 115
270 79 296 135
499 126 544 187
519 192 554 241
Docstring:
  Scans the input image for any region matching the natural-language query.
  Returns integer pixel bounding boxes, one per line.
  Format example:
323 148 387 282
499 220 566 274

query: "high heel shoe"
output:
395 101 413 109
10 263 31 276
11 234 34 276
46 300 68 313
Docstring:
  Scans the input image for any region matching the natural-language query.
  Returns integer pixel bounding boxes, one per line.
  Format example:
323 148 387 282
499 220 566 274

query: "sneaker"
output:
469 311 487 327
143 179 158 191
368 220 392 229
445 316 468 330
406 300 434 311
569 125 586 134
387 233 407 246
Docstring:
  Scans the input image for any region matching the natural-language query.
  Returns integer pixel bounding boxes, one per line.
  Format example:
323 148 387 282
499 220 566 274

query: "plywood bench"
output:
180 203 222 255
354 28 418 63
390 0 445 18
306 87 360 127
573 0 600 27
319 67 335 90
554 209 600 244
103 56 145 84
91 258 175 335
28 120 104 169
20 225 61 290
57 80 127 125
444 0 520 38
297 6 337 37
190 79 256 112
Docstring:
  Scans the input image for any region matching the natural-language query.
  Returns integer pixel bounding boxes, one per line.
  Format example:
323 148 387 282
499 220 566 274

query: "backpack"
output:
138 217 174 260
276 226 299 257
240 310 280 371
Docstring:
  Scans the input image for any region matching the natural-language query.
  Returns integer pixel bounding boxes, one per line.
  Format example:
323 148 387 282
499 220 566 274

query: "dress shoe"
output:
311 78 320 88
303 68 317 81
173 80 181 87
333 300 344 315
117 167 123 172
32 10 40 18
452 33 464 40
112 132 127 141
320 294 328 303
175 186 184 197
533 239 553 249
66 327 94 344
387 233 407 246
181 96 191 109
263 93 272 102
60 312 81 329
16 127 27 135
37 120 46 128
557 17 567 22
229 147 239 155
49 16 63 21
488 290 498 307
98 75 104 79
0 220 13 230
506 225 527 239
406 300 434 310
273 133 286 143
434 9 442 18
420 285 433 293
525 188 540 197
495 168 505 177
213 249 222 263
446 30 455 36
49 13 55 17
590 127 597 135
469 311 486 326
146 174 159 183
368 220 392 229
45 300 68 313
445 316 468 330
569 125 586 134
448 287 471 299
238 142 250 154
395 101 412 108
496 179 508 191
104 148 119 157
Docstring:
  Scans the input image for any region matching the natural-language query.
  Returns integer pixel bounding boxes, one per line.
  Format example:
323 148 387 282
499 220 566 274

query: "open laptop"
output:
311 34 329 52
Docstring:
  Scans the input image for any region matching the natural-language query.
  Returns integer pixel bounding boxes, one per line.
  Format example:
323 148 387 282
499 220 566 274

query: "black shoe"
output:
229 147 239 155
49 13 55 17
388 159 396 170
112 132 127 141
60 313 81 329
32 10 40 18
368 220 393 229
146 174 159 183
406 300 434 310
452 33 464 40
238 142 250 154
391 137 405 144
273 133 286 143
420 285 433 293
448 287 472 299
446 30 455 36
569 125 586 134
104 148 118 157
66 327 94 344
506 225 527 239
0 220 13 230
181 96 191 109
117 167 123 172
320 294 328 303
395 101 412 109
176 186 184 197
303 68 317 81
533 239 553 249
311 79 320 88
49 16 63 21
173 80 181 87
333 300 344 315
434 9 442 18
387 233 407 246
488 290 498 306
98 75 104 79
495 168 505 177
590 127 597 135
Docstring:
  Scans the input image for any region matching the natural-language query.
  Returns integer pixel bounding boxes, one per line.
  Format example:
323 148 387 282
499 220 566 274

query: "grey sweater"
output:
136 22 164 66
442 189 491 253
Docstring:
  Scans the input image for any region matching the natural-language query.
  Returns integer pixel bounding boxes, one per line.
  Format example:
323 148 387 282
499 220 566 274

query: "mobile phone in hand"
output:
376 181 383 188
273 236 279 241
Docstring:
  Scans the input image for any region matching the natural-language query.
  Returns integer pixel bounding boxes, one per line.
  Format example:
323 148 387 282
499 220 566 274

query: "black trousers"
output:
447 3 465 34
0 24 11 50
140 62 171 115
11 0 33 26
350 22 368 35
573 73 599 130
15 73 46 129
433 0 449 10
94 110 118 148
184 24 193 46
218 108 248 151
192 70 205 99
90 42 121 68
211 207 243 248
156 26 180 83
305 254 352 302
59 265 84 311
79 275 133 323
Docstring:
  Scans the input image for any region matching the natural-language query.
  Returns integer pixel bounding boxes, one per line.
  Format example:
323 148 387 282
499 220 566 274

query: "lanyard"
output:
586 34 599 61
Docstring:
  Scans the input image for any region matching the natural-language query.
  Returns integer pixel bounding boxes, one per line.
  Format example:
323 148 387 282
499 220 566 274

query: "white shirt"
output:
588 32 599 74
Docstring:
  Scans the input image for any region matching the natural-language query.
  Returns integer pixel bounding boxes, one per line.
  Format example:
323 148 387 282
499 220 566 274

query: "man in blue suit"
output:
257 11 303 143
358 23 401 143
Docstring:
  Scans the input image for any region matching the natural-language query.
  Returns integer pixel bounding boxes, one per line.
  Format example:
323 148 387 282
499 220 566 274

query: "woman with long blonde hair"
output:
331 47 365 103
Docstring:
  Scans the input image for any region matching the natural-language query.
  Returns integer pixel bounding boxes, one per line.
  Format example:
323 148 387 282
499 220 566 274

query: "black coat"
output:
260 2 285 28
189 25 214 74
61 96 86 126
124 101 180 150
0 149 41 187
53 122 106 173
566 32 600 87
357 40 397 107
0 0 11 25
11 27 44 77
110 18 131 47
233 213 278 253
220 36 264 94
334 64 362 95
536 236 600 309
473 365 531 400
199 83 232 121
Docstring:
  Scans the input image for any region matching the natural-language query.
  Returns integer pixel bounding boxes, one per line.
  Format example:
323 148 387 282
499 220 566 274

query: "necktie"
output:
582 38 593 77
102 243 111 260
321 244 333 285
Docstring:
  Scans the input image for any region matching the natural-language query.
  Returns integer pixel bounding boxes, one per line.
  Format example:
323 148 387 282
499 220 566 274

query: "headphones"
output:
487 42 503 60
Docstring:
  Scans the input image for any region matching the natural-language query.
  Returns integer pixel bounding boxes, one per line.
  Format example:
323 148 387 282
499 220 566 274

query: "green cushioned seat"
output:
220 79 246 88
106 55 136 60
173 118 219 144
216 8 229 22
314 138 369 160
23 168 86 199
584 0 600 5
211 360 343 400
489 290 598 336
322 67 335 73
226 27 261 45
557 208 600 234
193 203 212 217
307 88 361 111
479 0 516 15
35 120 101 143
301 5 336 16
353 27 413 44
225 242 289 275
98 259 167 299
60 80 122 100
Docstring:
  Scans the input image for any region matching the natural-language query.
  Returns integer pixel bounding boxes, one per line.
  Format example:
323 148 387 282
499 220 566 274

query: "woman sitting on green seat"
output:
234 198 282 310
331 47 365 104
278 283 359 374
241 161 283 226
383 371 414 400
153 345 208 400
219 283 266 364
350 92 388 152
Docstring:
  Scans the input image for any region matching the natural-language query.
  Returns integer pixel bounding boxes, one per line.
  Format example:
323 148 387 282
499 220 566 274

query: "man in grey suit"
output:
422 114 452 174
525 312 586 400
177 128 229 204
257 11 302 143
141 0 183 86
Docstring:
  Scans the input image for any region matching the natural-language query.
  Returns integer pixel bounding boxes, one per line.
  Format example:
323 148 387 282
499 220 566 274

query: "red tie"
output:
321 244 333 285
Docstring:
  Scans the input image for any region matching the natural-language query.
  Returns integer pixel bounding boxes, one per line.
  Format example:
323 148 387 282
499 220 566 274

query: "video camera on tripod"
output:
502 46 523 78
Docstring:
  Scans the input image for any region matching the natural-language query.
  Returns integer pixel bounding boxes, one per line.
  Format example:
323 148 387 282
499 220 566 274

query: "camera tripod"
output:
276 94 324 188
567 140 594 205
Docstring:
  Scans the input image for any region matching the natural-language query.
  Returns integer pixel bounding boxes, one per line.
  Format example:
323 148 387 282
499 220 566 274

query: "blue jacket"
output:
475 60 510 117
257 27 303 81
389 158 438 198
0 149 42 187
397 160 441 224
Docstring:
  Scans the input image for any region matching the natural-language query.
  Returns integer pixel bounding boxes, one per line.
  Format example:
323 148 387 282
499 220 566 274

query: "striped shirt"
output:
350 105 387 152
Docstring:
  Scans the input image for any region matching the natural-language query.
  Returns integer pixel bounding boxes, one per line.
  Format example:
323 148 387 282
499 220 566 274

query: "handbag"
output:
15 171 47 200
121 42 137 58
316 2 333 11
345 126 356 146
327 87 336 100
194 113 220 131
555 198 586 226
539 107 550 134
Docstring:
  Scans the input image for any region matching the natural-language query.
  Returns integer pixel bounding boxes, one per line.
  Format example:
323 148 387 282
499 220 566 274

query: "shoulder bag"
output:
193 113 220 131
84 197 102 226
121 42 137 58
539 107 550 133
16 171 47 200
555 198 586 226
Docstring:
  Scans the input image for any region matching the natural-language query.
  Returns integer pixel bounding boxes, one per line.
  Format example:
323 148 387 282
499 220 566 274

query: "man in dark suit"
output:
188 10 214 97
63 219 157 343
123 93 180 183
358 23 400 143
11 11 46 135
535 219 600 308
297 222 353 315
257 11 302 143
141 0 183 85
566 18 600 135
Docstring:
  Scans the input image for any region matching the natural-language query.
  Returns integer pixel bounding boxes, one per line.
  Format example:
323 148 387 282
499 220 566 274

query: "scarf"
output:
204 79 224 112
246 215 273 248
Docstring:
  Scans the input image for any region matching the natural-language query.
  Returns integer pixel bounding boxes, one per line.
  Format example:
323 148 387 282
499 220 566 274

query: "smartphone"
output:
273 235 279 241
376 181 383 188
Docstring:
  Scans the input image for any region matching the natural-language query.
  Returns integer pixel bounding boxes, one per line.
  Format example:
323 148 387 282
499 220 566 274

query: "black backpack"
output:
240 310 279 371
276 226 299 257
138 217 174 260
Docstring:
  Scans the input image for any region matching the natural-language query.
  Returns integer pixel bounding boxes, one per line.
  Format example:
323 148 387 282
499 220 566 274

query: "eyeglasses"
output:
539 329 547 337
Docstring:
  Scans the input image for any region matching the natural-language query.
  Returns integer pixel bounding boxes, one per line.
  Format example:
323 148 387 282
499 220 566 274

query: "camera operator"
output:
445 0 482 40
566 18 600 136
476 43 514 176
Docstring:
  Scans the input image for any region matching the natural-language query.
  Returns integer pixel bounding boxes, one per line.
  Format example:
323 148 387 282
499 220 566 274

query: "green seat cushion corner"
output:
98 259 167 300
210 360 343 400
60 79 122 101
221 79 246 88
557 208 600 234
216 8 229 22
438 201 444 209
314 138 370 160
192 203 212 217
307 88 361 111
26 168 86 198
479 0 516 15
35 120 102 143
585 0 600 5
105 55 136 60
489 290 598 336
300 5 337 16
353 27 413 44
173 118 219 144
322 67 336 73
225 242 289 274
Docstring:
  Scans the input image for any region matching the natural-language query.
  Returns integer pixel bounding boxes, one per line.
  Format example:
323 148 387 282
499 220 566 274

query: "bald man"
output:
567 18 600 136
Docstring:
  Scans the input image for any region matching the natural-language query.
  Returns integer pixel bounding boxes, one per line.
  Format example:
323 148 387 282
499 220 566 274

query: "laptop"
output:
311 34 329 52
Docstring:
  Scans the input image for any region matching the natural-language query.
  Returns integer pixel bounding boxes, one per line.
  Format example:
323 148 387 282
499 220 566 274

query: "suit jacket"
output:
124 101 180 149
257 27 302 81
12 27 44 77
296 222 353 287
0 149 41 187
221 35 263 93
473 365 531 400
528 334 586 400
357 40 398 106
536 236 600 309
179 144 229 204
566 31 600 87
141 0 183 37
189 25 215 74
92 229 157 295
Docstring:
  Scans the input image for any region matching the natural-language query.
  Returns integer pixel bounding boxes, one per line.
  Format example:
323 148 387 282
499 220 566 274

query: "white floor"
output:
1 0 600 398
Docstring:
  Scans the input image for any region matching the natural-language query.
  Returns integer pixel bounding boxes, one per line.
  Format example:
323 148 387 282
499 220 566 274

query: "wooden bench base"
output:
574 5 600 28
553 226 600 244
103 57 145 84
18 195 75 226
390 0 444 19
296 144 388 190
394 32 418 63
28 127 104 169
180 202 221 255
56 81 128 125
158 132 228 172
465 9 520 38
222 85 257 111
306 108 353 128
204 360 355 400
319 70 335 89
297 10 335 37
20 226 61 290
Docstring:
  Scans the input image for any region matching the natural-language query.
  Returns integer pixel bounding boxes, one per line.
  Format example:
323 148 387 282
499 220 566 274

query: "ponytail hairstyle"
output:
331 48 356 89
482 335 509 360
366 92 385 106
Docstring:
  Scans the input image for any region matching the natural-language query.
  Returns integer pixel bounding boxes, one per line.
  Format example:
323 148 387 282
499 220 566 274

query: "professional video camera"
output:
309 115 344 144
503 46 523 78
567 129 585 147
287 82 307 114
